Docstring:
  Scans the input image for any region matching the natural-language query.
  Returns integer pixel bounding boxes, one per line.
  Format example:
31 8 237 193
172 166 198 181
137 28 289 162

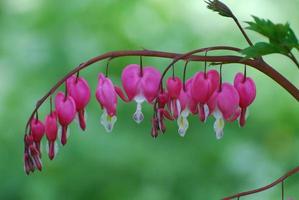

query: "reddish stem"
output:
25 47 299 134
222 165 299 200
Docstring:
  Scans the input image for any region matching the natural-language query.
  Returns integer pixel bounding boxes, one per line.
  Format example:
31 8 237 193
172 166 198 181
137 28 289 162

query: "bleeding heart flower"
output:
96 73 118 132
166 77 182 119
30 118 45 154
176 78 197 137
191 70 219 122
24 149 35 174
234 73 256 127
67 75 91 131
152 91 173 135
24 134 42 173
119 64 161 123
55 92 77 145
208 83 240 139
157 91 169 109
45 111 58 160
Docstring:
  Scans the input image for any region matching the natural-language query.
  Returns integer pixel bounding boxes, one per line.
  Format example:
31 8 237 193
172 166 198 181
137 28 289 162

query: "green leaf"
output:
246 16 299 52
241 42 289 59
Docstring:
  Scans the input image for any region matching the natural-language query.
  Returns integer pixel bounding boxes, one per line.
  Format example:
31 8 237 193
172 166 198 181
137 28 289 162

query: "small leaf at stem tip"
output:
205 0 234 18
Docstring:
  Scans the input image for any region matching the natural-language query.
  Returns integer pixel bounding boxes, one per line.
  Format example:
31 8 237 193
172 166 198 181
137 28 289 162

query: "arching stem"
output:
25 47 299 134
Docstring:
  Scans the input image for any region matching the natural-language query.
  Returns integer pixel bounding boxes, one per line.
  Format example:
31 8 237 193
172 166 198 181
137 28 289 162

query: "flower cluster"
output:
152 69 256 139
24 63 256 174
24 75 91 174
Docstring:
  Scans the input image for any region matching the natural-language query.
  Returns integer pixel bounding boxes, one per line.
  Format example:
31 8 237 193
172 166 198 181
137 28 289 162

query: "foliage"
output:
242 16 299 58
0 0 299 200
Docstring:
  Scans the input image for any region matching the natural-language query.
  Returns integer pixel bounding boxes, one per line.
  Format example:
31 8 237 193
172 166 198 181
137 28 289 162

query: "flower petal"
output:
100 109 117 132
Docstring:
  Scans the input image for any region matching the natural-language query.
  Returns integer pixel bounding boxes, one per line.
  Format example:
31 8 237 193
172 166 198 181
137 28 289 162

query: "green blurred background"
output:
0 0 299 199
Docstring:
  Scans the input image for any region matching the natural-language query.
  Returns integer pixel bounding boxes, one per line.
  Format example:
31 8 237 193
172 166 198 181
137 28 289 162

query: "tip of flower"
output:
178 129 186 137
206 0 234 18
133 103 144 123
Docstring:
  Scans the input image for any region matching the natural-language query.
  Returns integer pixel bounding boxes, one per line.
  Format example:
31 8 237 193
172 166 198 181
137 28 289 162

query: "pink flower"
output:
67 75 91 131
96 73 118 132
119 64 161 123
24 148 35 174
166 77 182 119
207 83 240 139
45 111 58 160
176 78 197 136
25 119 44 173
151 91 174 137
191 70 219 122
30 118 45 154
151 116 159 138
55 92 77 145
24 134 42 173
234 73 256 127
157 91 169 109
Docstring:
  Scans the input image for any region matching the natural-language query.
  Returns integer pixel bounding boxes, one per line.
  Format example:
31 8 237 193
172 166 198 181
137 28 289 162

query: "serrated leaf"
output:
246 16 299 52
241 42 289 59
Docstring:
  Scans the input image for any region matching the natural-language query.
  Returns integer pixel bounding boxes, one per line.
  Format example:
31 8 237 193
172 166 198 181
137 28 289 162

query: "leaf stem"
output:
231 16 253 46
288 52 299 70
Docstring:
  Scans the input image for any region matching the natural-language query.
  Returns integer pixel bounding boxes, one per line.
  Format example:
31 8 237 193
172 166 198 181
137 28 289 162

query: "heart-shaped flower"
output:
207 83 240 139
67 75 91 130
119 64 161 123
45 111 58 160
191 70 219 122
166 77 183 119
30 118 45 154
55 92 77 145
96 73 118 132
234 73 256 127
176 78 197 136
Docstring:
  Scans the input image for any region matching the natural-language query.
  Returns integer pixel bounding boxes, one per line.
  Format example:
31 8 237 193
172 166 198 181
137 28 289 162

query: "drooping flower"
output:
176 78 197 136
151 115 159 138
207 83 240 139
166 77 182 119
45 111 58 160
67 75 91 131
118 64 161 123
24 146 35 174
154 91 173 135
95 73 118 132
55 92 77 145
191 70 219 122
24 134 42 173
234 73 256 127
30 118 45 154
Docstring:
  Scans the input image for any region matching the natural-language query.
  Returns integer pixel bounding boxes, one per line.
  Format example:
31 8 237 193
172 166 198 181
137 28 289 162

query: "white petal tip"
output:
133 112 144 124
178 129 186 137
133 102 144 123
177 111 189 137
216 133 224 140
213 115 225 140
100 110 117 133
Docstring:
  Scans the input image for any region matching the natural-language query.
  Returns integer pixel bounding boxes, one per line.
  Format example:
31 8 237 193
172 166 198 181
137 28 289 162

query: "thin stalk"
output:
231 15 253 46
288 52 299 70
25 47 299 134
222 165 299 200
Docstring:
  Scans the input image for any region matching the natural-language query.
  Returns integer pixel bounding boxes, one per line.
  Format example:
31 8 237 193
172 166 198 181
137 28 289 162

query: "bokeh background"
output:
0 0 299 199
